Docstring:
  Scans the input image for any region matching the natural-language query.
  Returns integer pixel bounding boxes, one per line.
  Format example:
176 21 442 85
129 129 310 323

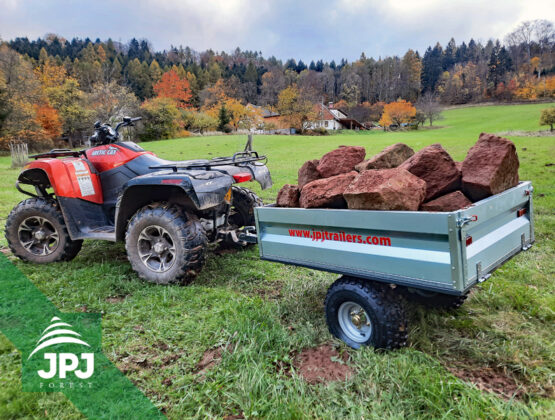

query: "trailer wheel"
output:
400 288 468 310
125 204 207 285
325 277 407 349
5 198 83 263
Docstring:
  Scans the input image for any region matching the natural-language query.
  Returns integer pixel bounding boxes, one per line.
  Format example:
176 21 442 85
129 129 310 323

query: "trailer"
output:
254 181 535 349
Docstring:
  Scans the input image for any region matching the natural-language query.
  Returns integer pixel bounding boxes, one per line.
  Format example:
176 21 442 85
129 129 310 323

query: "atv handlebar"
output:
115 116 142 133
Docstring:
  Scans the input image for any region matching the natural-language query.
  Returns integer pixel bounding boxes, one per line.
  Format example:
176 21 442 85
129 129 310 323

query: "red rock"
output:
461 133 519 202
355 143 414 171
455 161 463 173
420 191 473 212
317 146 366 178
276 184 300 207
299 171 358 208
399 143 460 201
343 168 427 211
298 159 321 189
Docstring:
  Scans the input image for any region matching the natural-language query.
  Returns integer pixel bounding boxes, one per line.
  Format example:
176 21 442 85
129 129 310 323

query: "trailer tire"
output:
125 204 207 285
5 198 83 263
400 288 468 310
325 277 407 349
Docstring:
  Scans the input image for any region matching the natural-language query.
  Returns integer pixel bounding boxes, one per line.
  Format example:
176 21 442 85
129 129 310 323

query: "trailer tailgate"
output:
457 181 534 287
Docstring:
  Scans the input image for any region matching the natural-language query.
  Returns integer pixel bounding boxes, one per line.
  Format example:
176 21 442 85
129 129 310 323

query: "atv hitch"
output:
218 226 258 245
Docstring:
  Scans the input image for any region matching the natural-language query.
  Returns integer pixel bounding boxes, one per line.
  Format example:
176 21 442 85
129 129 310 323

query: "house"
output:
305 103 366 130
247 104 290 131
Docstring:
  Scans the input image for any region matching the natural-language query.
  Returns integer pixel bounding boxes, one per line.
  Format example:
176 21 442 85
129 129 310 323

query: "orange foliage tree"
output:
380 100 416 128
35 104 62 139
153 70 192 108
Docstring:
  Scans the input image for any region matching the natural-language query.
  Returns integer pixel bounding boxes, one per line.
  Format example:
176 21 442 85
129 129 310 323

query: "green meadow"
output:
0 102 554 419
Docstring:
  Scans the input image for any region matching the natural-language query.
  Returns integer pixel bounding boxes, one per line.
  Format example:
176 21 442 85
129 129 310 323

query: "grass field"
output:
0 103 554 419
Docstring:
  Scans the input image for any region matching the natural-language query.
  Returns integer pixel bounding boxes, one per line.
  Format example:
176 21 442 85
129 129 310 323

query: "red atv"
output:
5 117 272 284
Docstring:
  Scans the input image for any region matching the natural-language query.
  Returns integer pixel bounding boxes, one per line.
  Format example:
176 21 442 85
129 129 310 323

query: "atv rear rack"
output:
29 149 86 159
149 151 267 172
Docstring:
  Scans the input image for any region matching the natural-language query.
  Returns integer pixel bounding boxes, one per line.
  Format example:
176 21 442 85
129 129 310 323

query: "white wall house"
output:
305 103 366 130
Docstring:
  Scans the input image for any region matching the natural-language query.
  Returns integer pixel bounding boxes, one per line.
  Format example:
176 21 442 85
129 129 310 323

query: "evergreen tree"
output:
421 43 443 92
217 104 231 131
443 38 457 70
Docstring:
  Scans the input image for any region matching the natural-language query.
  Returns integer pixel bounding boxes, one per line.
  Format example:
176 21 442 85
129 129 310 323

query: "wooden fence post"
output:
10 140 29 168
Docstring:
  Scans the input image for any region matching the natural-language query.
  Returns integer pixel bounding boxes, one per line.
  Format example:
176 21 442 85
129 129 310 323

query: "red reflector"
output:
517 208 527 217
233 172 252 183
466 236 473 246
161 179 181 184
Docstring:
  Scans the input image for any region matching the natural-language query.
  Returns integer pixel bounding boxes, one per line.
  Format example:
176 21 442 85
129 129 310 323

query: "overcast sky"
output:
1 0 554 62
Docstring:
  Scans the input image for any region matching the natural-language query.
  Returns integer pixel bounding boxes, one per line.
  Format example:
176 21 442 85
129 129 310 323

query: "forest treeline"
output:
0 19 554 150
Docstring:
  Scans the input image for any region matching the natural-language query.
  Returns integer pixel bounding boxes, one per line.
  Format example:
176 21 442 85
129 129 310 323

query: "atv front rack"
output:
149 151 267 172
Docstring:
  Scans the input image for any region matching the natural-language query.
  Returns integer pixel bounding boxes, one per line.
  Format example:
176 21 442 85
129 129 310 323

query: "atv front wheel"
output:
125 205 207 284
5 198 83 263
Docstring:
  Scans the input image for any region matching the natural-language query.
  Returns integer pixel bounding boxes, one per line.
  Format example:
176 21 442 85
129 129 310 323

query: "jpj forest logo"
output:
22 313 101 392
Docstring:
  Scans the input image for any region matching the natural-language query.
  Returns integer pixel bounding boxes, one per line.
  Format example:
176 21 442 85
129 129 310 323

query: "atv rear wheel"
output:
228 186 263 227
5 198 83 263
125 204 207 285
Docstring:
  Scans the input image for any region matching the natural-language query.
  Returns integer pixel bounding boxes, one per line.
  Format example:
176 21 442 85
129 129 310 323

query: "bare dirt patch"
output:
293 344 353 384
116 342 181 374
105 295 128 303
195 343 234 375
447 365 525 400
253 285 283 300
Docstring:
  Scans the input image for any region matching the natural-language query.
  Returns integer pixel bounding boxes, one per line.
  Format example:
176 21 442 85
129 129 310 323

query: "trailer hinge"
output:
524 186 534 196
521 233 531 251
457 215 478 228
476 262 491 283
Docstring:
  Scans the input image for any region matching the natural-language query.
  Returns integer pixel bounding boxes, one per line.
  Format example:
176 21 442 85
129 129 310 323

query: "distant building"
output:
247 104 290 131
305 103 366 130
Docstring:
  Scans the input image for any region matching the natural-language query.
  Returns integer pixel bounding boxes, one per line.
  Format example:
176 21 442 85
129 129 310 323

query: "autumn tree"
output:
87 81 140 125
140 97 181 140
35 104 62 139
187 111 217 134
380 100 416 128
539 107 555 131
277 84 315 132
46 78 92 146
153 69 193 108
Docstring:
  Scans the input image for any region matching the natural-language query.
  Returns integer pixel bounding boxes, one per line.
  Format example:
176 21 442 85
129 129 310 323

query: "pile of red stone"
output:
276 133 519 212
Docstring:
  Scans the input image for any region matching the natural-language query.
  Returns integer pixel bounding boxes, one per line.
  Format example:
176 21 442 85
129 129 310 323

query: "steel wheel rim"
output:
337 301 372 343
17 216 60 256
137 225 176 273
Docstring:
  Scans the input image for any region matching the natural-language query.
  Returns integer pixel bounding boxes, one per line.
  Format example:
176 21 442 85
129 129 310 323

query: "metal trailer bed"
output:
253 181 534 349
